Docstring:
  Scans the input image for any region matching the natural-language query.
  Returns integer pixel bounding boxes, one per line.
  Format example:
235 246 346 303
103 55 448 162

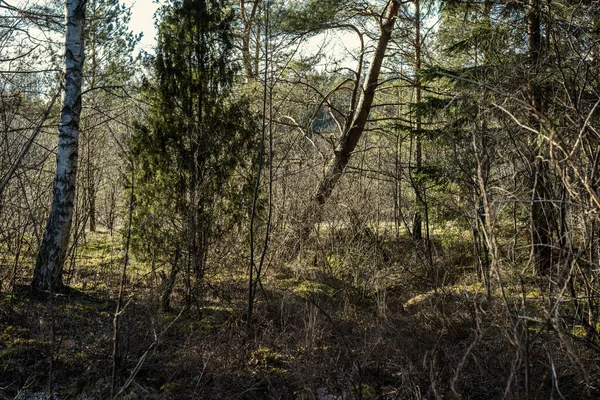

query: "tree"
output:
410 0 424 241
80 0 139 233
238 0 263 79
32 0 86 292
131 0 257 310
527 0 553 274
288 0 402 255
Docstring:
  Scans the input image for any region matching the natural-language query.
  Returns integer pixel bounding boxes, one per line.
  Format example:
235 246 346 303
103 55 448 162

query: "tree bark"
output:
160 251 180 312
528 0 552 274
240 0 262 79
32 0 86 292
314 1 399 206
412 0 423 240
87 9 98 233
289 0 400 255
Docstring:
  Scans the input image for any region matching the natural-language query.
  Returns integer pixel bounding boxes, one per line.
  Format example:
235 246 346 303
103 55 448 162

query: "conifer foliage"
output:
131 0 257 309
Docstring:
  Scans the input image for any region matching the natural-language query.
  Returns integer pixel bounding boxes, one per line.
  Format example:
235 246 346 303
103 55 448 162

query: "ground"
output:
1 230 600 399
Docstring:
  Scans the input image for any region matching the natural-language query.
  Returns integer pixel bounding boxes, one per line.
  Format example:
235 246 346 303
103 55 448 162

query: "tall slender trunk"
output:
592 3 599 69
86 125 96 233
87 0 98 233
32 0 86 292
88 180 96 232
160 250 180 312
470 0 492 295
412 0 423 240
528 0 552 274
394 86 403 239
290 0 400 255
240 0 262 79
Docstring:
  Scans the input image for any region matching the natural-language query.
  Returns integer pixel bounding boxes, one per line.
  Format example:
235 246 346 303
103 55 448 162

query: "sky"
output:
123 0 363 69
2 0 362 67
124 0 161 52
2 0 161 53
124 0 362 61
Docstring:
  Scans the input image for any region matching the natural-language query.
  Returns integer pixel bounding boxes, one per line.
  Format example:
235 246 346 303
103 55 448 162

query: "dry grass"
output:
1 230 600 399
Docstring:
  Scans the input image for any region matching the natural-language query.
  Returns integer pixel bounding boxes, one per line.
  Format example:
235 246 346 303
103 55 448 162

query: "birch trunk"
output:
240 0 262 79
32 0 86 292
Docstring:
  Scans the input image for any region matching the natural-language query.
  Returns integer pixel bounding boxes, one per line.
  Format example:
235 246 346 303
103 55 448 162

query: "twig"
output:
113 307 185 399
0 86 61 198
111 160 135 399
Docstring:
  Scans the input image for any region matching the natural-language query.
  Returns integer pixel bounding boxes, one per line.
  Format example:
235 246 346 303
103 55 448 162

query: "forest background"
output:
1 0 600 398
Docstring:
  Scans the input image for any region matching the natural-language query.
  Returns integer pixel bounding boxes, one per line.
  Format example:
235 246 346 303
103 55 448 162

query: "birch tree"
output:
32 0 86 292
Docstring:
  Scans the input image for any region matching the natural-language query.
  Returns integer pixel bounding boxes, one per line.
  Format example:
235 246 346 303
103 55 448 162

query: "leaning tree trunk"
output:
289 0 400 255
32 0 86 292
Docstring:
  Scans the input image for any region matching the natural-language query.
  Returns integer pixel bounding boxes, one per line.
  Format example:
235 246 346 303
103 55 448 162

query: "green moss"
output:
2 325 29 339
1 295 13 305
293 280 334 299
160 382 186 393
352 384 377 400
404 282 484 309
203 304 234 313
279 278 301 288
268 367 288 375
80 241 111 253
570 322 600 339
326 253 342 271
1 338 50 359
251 346 283 368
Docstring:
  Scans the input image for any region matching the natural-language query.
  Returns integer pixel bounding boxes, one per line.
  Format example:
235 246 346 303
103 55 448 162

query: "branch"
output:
0 86 61 198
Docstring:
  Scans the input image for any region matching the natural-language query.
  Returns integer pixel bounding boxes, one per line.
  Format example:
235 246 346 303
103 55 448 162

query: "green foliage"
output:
85 0 140 86
292 280 334 299
160 382 187 393
277 0 347 33
352 383 377 400
130 0 258 268
251 346 283 367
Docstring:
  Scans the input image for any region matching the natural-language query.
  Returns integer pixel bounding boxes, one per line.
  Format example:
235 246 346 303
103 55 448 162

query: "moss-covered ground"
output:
1 229 600 399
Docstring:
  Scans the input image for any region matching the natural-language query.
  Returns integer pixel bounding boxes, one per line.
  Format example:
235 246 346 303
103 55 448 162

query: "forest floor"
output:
1 230 600 399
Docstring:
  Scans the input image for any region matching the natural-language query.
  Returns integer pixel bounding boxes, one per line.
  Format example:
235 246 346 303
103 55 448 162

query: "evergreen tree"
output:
131 0 258 310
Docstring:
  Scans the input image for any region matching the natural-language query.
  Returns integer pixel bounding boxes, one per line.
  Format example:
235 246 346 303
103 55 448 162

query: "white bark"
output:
33 0 86 291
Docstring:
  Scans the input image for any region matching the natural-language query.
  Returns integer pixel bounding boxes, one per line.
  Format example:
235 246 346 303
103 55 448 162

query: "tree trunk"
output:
87 0 98 233
87 134 96 232
593 4 599 68
412 0 423 240
528 0 552 274
240 0 262 79
160 251 180 312
32 0 86 292
89 184 96 232
289 0 400 254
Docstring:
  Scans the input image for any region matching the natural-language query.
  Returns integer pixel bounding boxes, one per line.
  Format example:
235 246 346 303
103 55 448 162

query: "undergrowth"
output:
1 230 600 399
